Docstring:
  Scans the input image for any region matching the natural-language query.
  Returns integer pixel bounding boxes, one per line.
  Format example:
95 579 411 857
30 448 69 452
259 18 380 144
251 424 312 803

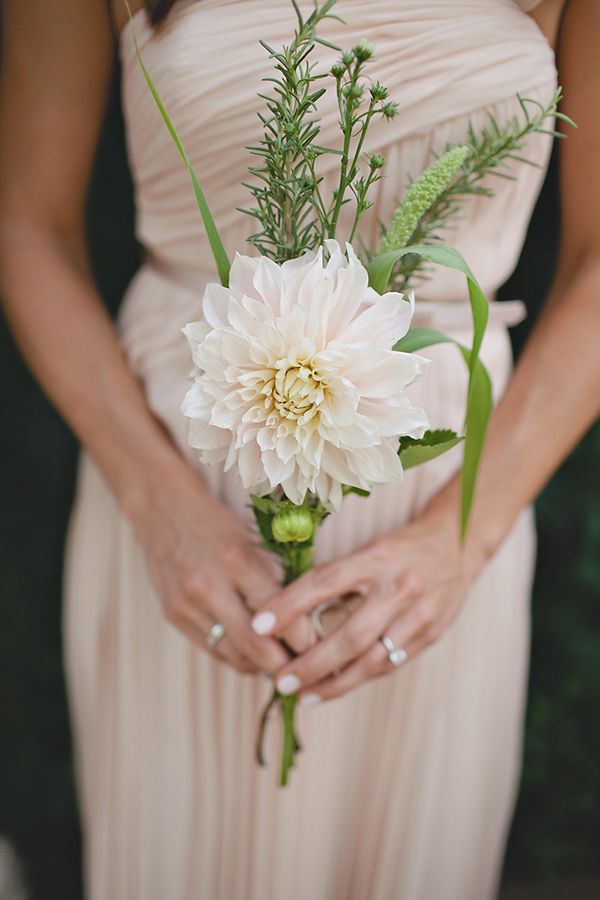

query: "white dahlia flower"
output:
181 240 429 509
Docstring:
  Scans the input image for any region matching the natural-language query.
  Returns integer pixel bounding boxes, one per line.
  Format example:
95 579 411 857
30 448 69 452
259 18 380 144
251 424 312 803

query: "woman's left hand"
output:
251 506 484 704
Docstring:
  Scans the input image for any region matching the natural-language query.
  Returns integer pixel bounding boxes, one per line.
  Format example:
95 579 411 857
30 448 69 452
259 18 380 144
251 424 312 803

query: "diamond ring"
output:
207 622 226 648
379 634 408 667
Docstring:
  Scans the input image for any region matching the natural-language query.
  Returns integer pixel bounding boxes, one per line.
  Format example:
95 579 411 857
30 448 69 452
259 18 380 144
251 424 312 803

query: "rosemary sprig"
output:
239 0 395 261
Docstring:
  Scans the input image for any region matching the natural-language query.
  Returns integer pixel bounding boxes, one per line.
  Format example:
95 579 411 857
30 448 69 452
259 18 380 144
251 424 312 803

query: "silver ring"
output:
207 622 226 648
379 634 408 667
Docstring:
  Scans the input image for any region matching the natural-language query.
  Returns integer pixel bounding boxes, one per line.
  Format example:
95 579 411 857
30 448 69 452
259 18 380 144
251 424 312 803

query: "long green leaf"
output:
369 245 491 539
368 244 489 381
394 327 493 539
127 8 231 286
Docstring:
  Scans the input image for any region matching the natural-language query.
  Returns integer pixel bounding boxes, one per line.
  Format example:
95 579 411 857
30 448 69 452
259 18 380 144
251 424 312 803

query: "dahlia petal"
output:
229 252 262 300
337 294 414 347
202 283 233 329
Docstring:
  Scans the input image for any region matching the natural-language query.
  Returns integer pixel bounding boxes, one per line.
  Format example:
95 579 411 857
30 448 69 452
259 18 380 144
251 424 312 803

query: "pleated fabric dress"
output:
63 1 556 897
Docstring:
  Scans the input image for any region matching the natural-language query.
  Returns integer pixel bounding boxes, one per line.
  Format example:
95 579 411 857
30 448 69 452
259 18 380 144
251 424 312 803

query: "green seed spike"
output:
377 145 470 255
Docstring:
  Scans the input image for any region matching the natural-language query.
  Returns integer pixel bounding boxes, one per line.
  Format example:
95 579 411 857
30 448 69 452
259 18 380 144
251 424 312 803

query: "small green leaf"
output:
398 429 464 470
127 4 231 287
250 494 280 515
342 485 371 498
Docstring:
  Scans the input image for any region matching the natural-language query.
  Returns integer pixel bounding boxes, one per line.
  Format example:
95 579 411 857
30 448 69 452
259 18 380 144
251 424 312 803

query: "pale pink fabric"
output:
63 2 557 898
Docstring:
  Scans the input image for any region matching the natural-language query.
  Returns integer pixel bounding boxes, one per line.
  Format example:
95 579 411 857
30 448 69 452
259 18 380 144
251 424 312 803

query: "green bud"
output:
341 50 355 67
342 82 364 100
370 82 389 102
330 62 346 79
353 39 374 62
381 101 399 120
369 153 385 170
378 144 470 254
271 507 314 544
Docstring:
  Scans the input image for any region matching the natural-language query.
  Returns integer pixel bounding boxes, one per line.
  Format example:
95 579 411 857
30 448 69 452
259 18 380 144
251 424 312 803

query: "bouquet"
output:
128 0 571 785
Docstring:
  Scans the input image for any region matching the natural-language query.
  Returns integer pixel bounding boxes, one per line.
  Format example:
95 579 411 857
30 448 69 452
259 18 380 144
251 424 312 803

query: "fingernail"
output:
277 674 301 695
251 611 276 635
300 693 321 707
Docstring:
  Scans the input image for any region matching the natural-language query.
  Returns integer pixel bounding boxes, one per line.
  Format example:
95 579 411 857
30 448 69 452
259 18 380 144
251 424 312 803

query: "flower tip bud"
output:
330 62 346 79
271 507 314 544
353 39 374 62
369 82 389 102
369 153 385 171
342 82 364 100
381 101 399 120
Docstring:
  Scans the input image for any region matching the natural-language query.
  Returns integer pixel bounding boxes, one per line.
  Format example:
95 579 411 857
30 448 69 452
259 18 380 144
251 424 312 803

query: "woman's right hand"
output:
127 460 317 676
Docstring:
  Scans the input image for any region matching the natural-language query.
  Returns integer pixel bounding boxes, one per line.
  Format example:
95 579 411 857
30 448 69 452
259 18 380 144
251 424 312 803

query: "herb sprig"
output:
239 0 395 261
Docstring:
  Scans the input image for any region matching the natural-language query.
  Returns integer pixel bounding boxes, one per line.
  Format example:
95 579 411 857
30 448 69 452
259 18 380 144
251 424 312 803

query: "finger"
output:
273 589 395 696
199 582 291 674
167 601 258 674
299 612 425 704
238 563 317 655
250 556 368 637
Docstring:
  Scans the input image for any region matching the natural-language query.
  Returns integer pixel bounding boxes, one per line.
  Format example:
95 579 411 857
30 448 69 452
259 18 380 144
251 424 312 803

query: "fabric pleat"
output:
64 2 555 898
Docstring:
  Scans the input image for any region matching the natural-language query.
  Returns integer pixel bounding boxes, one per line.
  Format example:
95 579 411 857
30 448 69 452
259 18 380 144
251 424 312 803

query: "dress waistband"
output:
144 256 527 332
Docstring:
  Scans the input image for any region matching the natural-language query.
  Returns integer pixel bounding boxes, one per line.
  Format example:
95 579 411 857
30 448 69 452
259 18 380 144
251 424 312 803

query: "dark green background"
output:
0 68 599 899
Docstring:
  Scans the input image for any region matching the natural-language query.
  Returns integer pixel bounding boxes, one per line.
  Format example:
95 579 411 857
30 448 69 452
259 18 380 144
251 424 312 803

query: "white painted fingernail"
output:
252 611 276 635
300 693 321 707
277 674 301 695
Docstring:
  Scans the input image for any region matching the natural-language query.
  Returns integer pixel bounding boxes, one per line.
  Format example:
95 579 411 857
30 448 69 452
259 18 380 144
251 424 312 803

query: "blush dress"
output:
63 1 555 898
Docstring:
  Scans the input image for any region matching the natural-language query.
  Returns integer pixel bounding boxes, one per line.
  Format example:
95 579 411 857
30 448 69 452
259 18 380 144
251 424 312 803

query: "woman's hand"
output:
130 464 317 677
251 505 483 703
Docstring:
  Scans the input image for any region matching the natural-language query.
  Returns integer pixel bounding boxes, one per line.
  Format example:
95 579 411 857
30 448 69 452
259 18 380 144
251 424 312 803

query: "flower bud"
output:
369 153 385 170
271 507 314 544
353 39 374 62
342 82 364 100
369 82 389 102
381 101 399 120
341 51 355 67
330 62 346 79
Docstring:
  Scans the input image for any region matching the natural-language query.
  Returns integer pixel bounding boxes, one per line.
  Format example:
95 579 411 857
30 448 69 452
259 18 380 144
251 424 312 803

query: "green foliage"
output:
378 145 470 255
387 88 575 291
239 0 396 260
125 0 231 285
370 244 491 539
398 429 463 469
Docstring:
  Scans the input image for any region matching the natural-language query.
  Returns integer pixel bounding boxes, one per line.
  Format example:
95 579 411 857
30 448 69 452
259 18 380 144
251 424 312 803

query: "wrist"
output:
112 439 208 530
418 478 507 581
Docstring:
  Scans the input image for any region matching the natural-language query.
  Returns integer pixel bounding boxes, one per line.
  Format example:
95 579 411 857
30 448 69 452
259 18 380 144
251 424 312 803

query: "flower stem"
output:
277 540 314 786
279 692 299 787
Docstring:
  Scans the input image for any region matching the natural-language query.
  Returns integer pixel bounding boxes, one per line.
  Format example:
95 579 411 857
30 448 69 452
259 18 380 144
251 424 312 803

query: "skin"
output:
0 1 598 700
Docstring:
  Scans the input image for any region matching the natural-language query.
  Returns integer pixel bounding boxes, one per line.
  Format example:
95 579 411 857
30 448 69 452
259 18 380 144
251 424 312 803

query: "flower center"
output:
272 361 325 421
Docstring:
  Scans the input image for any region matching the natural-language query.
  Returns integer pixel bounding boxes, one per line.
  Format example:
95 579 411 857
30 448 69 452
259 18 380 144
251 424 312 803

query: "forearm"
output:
426 253 600 569
0 225 197 517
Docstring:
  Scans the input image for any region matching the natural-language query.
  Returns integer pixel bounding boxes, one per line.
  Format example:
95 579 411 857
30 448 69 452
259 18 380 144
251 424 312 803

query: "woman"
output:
0 0 598 898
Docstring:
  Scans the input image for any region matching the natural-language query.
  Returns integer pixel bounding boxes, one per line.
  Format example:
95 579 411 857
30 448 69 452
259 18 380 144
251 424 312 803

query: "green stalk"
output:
328 93 355 238
277 541 315 787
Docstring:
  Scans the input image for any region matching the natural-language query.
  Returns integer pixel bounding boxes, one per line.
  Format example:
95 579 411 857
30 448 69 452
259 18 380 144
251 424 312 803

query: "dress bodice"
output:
119 0 557 302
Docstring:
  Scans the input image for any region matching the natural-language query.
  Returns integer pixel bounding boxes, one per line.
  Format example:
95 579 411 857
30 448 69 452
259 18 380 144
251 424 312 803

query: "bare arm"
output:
0 0 309 672
0 0 174 515
252 0 600 702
